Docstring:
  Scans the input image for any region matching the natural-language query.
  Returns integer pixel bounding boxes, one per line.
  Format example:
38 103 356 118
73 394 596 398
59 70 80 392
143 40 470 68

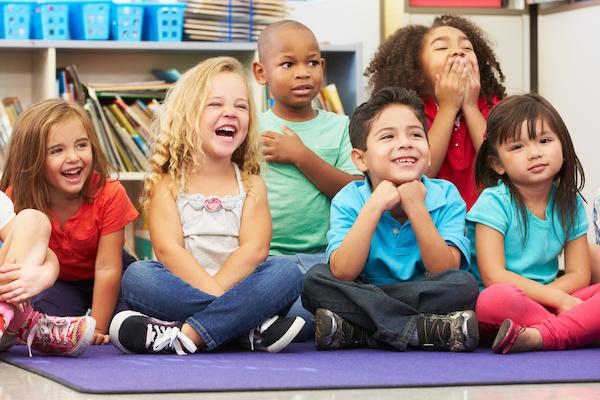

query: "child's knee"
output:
15 209 51 235
476 283 519 323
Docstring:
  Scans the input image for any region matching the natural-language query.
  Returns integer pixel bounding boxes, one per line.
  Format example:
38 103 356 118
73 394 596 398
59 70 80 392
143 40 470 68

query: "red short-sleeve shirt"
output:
424 96 499 210
47 179 139 281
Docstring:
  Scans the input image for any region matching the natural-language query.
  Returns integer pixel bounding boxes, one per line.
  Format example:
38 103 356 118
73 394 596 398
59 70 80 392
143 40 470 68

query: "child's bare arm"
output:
400 181 461 274
475 223 575 311
149 176 225 297
427 58 467 176
91 230 124 344
213 176 271 290
547 235 590 295
262 126 360 198
330 180 400 281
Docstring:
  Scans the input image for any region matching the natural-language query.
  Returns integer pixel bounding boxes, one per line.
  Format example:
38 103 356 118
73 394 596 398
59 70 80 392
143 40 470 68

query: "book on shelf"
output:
56 65 86 106
0 96 24 165
58 62 167 173
320 84 345 115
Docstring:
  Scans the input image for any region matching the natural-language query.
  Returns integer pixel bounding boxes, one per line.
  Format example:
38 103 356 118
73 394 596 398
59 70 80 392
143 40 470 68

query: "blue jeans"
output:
121 258 303 350
302 264 479 350
268 253 326 341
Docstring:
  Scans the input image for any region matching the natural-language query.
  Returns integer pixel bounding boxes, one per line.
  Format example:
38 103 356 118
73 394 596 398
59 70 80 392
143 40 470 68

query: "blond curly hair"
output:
142 56 261 208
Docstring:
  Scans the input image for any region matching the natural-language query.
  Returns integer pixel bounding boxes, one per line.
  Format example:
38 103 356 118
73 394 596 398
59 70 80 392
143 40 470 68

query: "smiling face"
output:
352 104 430 189
492 118 564 190
44 117 93 200
254 25 324 120
198 71 250 162
420 25 476 96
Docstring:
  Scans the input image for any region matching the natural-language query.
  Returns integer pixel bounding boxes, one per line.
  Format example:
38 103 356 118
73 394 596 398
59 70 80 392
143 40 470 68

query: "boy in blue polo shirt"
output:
301 87 479 352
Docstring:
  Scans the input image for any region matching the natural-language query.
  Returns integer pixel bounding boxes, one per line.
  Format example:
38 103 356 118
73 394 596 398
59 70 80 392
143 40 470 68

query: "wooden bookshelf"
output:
0 39 363 223
0 40 362 123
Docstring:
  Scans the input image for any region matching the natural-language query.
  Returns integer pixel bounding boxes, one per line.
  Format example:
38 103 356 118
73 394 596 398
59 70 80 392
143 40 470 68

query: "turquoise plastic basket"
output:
110 0 143 41
0 0 32 39
32 0 69 39
142 2 183 41
69 0 110 39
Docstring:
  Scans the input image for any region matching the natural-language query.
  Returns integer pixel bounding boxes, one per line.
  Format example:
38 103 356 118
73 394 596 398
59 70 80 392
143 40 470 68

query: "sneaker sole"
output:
460 311 479 352
315 308 336 351
109 310 144 354
68 316 96 357
258 317 306 353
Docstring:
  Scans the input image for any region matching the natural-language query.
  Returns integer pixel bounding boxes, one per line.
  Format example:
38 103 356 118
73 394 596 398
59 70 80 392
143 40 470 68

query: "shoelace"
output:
247 316 278 351
425 318 451 347
146 324 197 356
26 315 70 358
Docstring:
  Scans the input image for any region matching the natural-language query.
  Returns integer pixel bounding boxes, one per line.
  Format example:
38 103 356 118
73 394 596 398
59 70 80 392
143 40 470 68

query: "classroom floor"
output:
2 361 600 400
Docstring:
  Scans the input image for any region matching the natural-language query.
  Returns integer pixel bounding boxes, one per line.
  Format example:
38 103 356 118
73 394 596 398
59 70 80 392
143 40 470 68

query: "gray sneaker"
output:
315 308 370 351
416 310 478 352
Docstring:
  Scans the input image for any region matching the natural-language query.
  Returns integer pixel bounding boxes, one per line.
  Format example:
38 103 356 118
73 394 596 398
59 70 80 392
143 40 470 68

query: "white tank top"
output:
176 164 245 276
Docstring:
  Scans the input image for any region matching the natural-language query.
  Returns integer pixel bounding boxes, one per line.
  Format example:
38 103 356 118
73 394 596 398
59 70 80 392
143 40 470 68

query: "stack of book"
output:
184 0 287 42
85 81 170 173
0 97 24 165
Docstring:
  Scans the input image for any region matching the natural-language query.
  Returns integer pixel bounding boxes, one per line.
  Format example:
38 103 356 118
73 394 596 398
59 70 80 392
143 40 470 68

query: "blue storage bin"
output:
110 0 143 41
142 1 183 41
0 0 32 39
69 0 110 39
32 0 69 39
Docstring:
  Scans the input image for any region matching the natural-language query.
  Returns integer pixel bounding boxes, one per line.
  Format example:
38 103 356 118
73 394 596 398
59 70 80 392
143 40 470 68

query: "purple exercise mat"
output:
1 342 600 394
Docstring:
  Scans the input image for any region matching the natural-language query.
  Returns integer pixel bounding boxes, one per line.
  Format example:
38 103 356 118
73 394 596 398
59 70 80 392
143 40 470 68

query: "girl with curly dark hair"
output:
365 15 506 209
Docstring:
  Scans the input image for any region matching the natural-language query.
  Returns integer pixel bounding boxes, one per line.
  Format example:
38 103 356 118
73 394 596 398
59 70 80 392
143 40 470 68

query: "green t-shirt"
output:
259 109 359 256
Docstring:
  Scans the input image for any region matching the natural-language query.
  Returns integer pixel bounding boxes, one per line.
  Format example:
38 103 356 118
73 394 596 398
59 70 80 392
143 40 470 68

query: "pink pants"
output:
476 283 600 350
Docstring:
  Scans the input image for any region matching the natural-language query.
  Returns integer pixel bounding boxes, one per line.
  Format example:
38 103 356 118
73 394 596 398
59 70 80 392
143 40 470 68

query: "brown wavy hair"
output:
365 15 506 103
0 99 109 213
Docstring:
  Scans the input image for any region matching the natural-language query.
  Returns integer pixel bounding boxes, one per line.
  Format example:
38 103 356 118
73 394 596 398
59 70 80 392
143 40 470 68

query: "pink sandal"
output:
491 319 526 354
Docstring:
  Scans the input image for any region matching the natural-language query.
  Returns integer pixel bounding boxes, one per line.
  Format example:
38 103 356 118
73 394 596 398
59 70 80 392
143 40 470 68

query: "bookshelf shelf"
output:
0 39 362 257
112 172 147 181
0 39 362 180
0 41 362 116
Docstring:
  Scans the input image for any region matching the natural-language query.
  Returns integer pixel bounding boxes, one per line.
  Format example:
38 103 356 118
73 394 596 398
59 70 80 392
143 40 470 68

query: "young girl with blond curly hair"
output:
109 57 304 355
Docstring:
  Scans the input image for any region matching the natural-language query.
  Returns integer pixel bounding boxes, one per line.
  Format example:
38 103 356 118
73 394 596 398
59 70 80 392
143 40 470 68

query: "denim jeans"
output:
301 264 479 350
121 257 303 350
32 248 137 316
268 252 326 341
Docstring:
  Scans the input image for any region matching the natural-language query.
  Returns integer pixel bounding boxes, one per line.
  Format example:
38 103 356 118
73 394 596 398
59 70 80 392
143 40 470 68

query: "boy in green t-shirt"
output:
253 20 361 339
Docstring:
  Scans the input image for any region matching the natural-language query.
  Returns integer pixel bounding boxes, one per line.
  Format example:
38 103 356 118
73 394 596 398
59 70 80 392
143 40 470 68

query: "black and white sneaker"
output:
243 316 305 353
416 310 478 352
109 311 197 355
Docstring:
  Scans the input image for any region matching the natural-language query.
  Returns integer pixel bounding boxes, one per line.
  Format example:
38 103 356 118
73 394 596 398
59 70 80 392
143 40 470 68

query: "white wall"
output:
539 5 600 221
287 0 381 102
405 13 530 95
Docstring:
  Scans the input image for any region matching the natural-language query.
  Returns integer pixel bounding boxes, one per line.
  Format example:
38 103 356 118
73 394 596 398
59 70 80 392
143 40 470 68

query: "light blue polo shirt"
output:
326 176 471 285
466 182 588 289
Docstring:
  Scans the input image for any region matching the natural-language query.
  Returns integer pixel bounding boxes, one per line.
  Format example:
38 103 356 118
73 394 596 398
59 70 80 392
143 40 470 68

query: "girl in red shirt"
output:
365 15 506 209
0 99 138 346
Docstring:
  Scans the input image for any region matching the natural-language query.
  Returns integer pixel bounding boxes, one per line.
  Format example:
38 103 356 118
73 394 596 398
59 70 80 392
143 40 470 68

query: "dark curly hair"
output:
365 15 506 104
